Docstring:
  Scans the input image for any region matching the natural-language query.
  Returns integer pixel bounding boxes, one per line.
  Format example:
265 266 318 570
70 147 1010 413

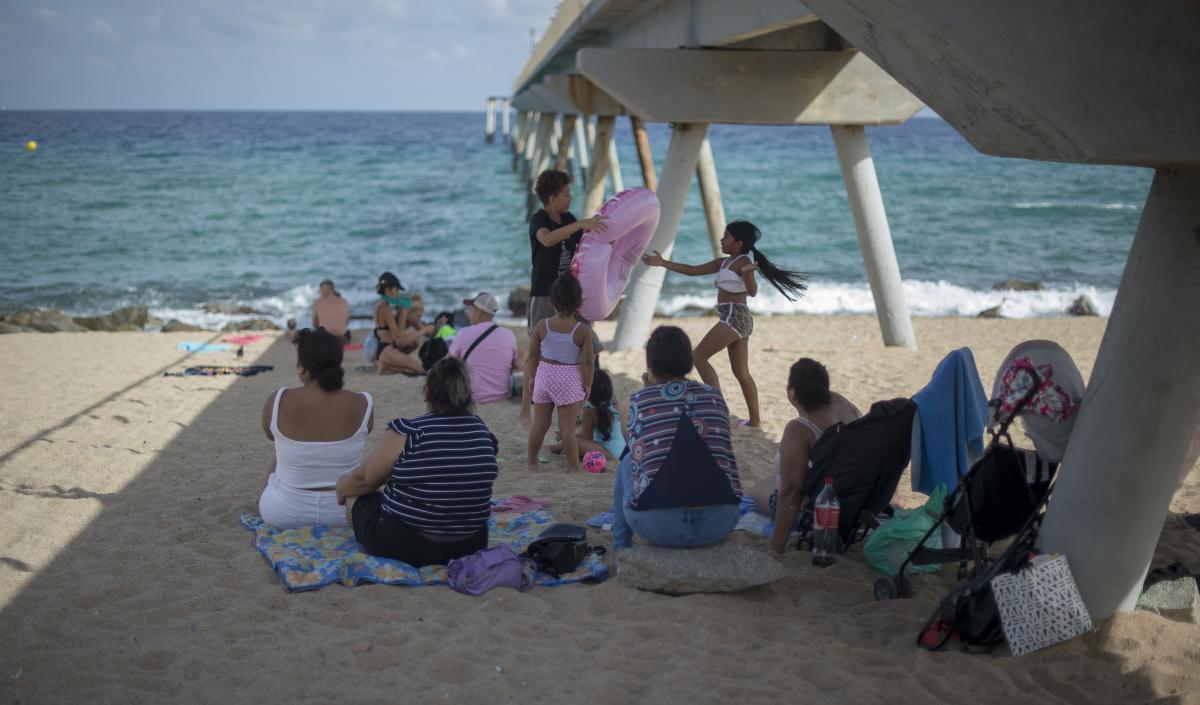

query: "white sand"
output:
1 316 1197 704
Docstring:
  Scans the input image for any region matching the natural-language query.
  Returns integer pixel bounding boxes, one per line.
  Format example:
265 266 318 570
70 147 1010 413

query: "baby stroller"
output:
873 341 1084 600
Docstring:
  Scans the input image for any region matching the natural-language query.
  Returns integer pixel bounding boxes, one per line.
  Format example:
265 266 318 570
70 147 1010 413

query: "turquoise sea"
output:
0 111 1151 328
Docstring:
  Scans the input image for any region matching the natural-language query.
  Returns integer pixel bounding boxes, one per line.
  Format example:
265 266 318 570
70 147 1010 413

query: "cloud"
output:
92 16 120 43
30 7 62 24
450 44 471 59
422 48 446 64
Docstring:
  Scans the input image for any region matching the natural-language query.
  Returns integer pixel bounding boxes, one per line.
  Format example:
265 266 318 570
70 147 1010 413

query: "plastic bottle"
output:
812 476 840 567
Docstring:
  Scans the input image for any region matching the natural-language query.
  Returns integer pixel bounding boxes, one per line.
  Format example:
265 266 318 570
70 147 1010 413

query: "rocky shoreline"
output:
0 306 281 334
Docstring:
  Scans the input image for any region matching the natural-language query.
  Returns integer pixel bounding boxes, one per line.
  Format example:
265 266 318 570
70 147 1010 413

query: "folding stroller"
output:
793 398 917 553
873 341 1084 600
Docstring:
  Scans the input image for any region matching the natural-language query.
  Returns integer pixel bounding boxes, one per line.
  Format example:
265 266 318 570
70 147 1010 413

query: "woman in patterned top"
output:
336 357 499 567
609 326 742 551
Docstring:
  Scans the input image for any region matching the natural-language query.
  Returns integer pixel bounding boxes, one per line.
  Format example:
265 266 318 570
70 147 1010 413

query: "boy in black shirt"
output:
521 169 607 423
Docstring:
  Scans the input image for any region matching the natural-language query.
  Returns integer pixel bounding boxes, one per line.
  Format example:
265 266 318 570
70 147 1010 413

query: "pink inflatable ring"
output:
571 188 661 322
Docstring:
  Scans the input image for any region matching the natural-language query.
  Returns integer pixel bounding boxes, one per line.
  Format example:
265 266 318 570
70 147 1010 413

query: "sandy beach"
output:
1 314 1197 704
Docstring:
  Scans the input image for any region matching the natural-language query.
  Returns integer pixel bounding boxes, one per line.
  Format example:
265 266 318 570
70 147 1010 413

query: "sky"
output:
0 0 559 110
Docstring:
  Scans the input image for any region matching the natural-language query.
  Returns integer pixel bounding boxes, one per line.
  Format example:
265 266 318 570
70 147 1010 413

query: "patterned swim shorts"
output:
532 361 586 407
716 302 754 339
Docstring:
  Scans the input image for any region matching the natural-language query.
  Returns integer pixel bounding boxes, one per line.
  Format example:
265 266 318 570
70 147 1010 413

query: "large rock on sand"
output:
74 305 148 332
1067 296 1099 316
2 308 89 333
1137 577 1200 624
221 318 280 332
0 321 35 334
618 542 785 595
162 319 208 333
508 285 531 317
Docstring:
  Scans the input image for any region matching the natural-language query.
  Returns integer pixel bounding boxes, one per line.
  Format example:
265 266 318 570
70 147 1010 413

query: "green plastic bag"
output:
863 483 947 576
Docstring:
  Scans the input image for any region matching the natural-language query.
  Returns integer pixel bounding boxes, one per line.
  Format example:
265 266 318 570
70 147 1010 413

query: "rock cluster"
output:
1066 296 1099 316
507 285 531 317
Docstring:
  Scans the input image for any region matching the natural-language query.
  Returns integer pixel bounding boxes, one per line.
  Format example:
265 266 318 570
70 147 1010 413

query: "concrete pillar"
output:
696 136 726 258
574 115 591 186
485 97 496 143
501 98 511 142
608 136 625 194
512 111 529 171
612 123 709 351
1038 169 1200 618
583 116 616 216
522 111 544 178
631 116 657 192
830 125 917 349
555 114 577 172
527 114 557 216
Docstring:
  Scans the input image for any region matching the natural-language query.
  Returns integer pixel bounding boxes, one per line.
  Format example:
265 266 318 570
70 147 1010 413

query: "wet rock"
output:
74 305 149 332
977 304 1005 319
1067 296 1099 316
0 321 36 334
203 303 264 315
508 285 531 317
618 542 785 595
993 278 1044 291
1137 577 1199 624
221 318 280 332
3 308 89 333
162 319 208 333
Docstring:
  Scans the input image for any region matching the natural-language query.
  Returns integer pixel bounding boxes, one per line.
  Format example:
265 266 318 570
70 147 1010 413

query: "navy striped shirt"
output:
381 413 499 535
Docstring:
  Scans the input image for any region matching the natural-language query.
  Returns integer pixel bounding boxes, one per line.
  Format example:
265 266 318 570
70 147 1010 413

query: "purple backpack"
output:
447 545 534 596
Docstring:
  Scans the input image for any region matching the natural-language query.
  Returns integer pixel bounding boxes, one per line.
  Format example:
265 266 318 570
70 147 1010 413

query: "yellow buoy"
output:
25 140 37 152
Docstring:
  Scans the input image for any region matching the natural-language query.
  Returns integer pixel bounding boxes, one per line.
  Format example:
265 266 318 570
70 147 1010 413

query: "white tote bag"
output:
990 553 1093 656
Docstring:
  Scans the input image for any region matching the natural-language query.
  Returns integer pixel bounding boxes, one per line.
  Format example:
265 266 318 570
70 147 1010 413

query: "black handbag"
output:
521 524 604 577
918 538 1032 651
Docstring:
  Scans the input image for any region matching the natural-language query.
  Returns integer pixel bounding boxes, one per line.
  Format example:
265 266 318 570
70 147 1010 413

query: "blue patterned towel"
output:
240 510 609 592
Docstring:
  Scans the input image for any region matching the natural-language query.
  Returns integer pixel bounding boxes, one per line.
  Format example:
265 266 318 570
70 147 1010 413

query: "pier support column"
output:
523 112 545 179
696 136 726 258
555 115 578 172
613 123 709 351
485 97 496 143
1039 168 1200 619
527 114 557 215
583 116 616 216
512 111 530 171
574 115 591 186
608 135 625 194
631 116 657 192
501 98 511 142
831 125 916 349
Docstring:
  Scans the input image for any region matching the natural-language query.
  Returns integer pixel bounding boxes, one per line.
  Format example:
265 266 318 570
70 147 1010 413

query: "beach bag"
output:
418 336 449 372
446 545 534 596
918 539 1032 652
864 483 947 576
521 524 603 577
990 553 1092 655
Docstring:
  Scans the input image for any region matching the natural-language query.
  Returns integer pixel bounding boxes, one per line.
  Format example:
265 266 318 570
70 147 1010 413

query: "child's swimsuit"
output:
532 319 586 407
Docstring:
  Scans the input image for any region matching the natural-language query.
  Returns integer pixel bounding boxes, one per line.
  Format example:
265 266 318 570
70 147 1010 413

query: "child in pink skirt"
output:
526 273 594 471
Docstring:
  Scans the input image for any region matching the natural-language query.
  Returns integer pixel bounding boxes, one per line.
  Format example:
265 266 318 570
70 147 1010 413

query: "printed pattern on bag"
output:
990 555 1092 656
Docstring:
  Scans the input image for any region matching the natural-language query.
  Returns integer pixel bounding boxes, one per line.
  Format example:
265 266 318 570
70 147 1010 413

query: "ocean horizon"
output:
0 110 1150 330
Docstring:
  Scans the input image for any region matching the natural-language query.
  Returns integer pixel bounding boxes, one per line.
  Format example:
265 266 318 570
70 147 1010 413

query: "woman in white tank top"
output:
258 328 374 528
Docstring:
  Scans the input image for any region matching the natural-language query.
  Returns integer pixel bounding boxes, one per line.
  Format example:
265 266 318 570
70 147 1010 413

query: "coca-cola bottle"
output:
812 476 840 567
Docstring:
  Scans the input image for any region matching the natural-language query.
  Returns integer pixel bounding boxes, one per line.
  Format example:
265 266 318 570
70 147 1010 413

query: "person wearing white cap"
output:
449 293 521 404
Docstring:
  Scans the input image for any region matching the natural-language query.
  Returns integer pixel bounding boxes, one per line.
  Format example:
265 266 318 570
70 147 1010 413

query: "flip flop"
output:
537 455 550 464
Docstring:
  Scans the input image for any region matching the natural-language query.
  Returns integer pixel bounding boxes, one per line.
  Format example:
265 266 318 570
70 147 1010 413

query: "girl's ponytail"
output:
727 220 808 301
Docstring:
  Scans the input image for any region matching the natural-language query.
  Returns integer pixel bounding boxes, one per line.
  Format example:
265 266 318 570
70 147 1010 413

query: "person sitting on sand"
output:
640 220 807 427
550 368 625 465
373 273 433 375
748 358 862 554
335 357 498 567
610 326 741 551
449 292 521 403
258 327 374 528
312 279 351 342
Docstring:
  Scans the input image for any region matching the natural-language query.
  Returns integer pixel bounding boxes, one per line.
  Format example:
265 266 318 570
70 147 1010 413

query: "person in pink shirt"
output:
312 279 352 341
449 292 521 404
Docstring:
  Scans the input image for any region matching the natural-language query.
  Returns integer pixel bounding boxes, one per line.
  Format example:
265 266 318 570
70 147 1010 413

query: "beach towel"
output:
178 342 232 353
911 348 990 495
492 495 554 513
344 342 364 351
240 510 608 592
164 365 274 377
223 334 264 346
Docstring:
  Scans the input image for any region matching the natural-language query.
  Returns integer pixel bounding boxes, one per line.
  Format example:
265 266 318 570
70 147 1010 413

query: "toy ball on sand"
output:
583 450 606 473
25 140 38 152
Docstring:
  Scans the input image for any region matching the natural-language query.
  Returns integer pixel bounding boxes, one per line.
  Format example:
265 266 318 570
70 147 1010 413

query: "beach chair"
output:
874 344 1083 600
794 398 917 553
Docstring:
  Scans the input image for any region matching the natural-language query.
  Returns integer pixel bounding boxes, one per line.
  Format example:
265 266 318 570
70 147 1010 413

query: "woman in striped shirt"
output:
336 357 498 567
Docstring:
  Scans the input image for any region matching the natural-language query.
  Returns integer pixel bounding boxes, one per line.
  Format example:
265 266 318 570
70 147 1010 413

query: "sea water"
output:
0 111 1150 329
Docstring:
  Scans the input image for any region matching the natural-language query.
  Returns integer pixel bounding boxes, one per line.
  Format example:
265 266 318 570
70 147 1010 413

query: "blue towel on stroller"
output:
911 347 989 495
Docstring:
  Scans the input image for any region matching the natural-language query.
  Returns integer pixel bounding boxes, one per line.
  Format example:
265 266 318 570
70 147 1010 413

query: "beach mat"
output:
164 365 273 377
240 509 609 591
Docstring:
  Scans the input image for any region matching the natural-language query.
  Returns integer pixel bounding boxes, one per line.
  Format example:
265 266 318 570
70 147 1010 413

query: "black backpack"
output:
418 336 449 372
